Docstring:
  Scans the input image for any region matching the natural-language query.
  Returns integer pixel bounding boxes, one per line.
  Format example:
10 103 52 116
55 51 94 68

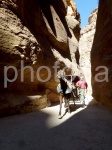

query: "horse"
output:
57 75 80 116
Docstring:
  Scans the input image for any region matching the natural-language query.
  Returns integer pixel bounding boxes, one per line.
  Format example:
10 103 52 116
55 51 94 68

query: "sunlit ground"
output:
40 103 87 128
26 95 93 128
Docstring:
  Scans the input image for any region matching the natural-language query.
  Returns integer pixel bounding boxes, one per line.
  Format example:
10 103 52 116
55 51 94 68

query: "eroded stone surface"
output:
0 0 81 116
79 9 98 95
91 0 112 108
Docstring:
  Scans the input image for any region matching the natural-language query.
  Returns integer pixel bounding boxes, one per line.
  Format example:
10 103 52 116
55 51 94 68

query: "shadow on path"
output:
0 100 112 150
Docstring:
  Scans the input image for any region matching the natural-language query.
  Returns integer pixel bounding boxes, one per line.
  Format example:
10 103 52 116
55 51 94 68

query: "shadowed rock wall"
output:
91 0 112 108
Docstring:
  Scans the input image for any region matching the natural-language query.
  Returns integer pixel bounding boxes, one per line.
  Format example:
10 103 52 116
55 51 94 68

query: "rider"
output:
57 67 75 108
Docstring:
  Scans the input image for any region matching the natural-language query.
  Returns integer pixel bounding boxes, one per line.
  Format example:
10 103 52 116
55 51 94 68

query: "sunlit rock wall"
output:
79 9 98 95
0 0 81 116
0 0 80 94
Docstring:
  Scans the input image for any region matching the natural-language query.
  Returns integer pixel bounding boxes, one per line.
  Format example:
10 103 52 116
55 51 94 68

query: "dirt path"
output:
0 100 112 150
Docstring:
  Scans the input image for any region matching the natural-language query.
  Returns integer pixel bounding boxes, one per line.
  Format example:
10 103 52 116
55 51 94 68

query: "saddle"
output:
57 83 72 94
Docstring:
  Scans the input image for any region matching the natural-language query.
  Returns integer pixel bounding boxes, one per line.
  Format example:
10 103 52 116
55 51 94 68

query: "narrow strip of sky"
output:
75 0 98 28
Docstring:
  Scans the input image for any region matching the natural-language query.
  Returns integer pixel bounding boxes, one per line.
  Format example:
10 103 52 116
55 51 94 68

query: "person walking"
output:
76 76 88 106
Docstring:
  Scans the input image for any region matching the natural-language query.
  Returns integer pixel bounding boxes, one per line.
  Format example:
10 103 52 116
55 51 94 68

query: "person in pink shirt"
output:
76 76 88 106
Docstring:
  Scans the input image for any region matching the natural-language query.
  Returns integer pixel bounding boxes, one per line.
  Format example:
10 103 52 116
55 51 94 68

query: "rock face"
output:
0 0 81 116
91 0 112 108
79 9 98 94
0 0 80 93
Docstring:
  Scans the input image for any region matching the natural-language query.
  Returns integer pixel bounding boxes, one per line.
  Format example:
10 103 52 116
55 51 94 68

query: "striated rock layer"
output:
79 9 98 95
91 0 112 108
0 0 81 116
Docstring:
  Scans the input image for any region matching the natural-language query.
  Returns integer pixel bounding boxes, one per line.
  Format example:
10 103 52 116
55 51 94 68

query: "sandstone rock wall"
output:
79 9 98 95
0 0 81 116
0 0 80 94
91 0 112 108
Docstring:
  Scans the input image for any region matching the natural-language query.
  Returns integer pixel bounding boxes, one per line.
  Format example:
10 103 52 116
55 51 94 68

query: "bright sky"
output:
75 0 98 28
